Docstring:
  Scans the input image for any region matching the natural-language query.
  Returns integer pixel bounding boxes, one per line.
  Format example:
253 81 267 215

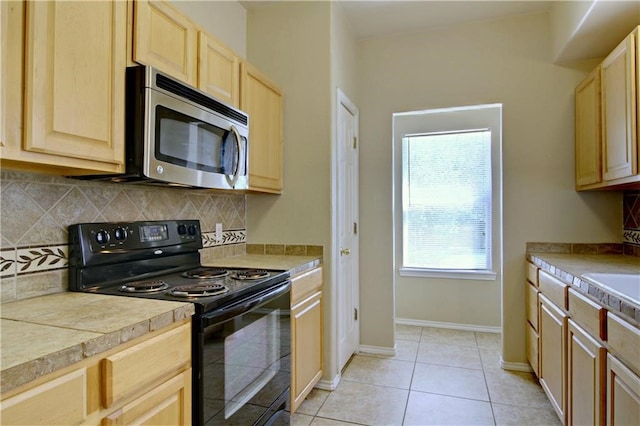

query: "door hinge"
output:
353 222 358 234
354 308 358 321
353 136 357 149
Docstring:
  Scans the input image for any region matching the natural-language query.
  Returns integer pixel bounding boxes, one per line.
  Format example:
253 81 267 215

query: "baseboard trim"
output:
358 344 397 356
315 374 341 391
396 318 501 334
500 358 533 372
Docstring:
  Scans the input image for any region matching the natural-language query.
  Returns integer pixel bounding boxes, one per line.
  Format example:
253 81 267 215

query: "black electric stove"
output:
68 220 289 314
68 220 291 425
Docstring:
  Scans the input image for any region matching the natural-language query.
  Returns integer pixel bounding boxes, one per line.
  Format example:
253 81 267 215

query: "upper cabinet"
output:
133 0 197 85
601 32 637 182
1 0 127 175
1 0 284 193
241 62 284 194
575 26 639 190
198 32 240 107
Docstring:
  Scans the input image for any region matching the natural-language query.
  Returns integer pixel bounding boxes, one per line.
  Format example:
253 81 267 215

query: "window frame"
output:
392 104 502 281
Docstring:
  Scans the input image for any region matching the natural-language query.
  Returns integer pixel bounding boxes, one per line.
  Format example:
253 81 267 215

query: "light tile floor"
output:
291 325 562 426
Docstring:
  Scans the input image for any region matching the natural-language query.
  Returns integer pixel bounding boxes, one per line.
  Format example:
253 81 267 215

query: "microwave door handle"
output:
226 125 242 188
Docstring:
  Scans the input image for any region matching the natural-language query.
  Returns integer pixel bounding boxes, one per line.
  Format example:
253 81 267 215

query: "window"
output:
393 104 501 280
403 129 491 269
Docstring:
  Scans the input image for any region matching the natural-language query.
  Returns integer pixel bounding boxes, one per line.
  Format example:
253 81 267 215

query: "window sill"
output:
399 267 497 281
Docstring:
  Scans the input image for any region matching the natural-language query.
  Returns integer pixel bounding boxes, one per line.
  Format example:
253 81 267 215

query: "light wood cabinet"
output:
525 262 540 376
601 31 637 182
241 62 285 194
607 353 640 426
198 32 240 107
1 0 126 175
575 26 639 190
133 0 197 85
0 321 191 425
575 67 602 188
0 368 88 425
539 293 567 423
290 267 323 414
567 319 606 426
102 369 191 426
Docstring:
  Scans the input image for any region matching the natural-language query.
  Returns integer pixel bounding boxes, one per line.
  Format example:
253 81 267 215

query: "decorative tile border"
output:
15 245 68 274
1 229 246 277
623 229 640 246
201 230 246 248
1 248 17 277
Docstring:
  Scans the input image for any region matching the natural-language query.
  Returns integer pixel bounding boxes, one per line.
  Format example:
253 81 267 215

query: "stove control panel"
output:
68 220 203 266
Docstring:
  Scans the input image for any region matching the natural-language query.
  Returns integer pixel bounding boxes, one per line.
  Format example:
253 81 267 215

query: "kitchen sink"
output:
581 272 640 303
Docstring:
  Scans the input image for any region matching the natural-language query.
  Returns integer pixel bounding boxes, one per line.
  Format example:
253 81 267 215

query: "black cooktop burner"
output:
230 269 270 280
169 283 229 298
182 267 229 279
120 280 170 293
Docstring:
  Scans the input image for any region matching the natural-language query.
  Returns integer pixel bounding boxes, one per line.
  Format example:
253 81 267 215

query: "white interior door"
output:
336 89 359 372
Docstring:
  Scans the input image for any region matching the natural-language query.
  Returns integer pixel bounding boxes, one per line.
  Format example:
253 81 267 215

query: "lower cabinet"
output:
0 320 191 425
567 319 606 426
607 353 640 425
526 261 640 425
102 369 191 426
539 293 568 423
290 267 323 414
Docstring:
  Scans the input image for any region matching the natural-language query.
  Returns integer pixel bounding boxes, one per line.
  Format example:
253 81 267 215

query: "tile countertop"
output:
527 252 640 325
0 292 194 395
204 254 322 277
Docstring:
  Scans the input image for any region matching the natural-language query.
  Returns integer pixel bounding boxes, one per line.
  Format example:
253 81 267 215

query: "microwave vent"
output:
155 73 248 127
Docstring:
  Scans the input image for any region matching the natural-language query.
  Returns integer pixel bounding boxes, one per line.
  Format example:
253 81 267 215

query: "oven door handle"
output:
201 281 290 327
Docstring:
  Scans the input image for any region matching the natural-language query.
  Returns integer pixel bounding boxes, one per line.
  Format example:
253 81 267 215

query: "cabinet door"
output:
133 0 197 85
291 291 323 413
18 0 126 173
601 31 637 181
102 369 191 426
575 67 602 188
567 319 605 426
607 354 640 426
539 294 567 423
198 32 240 107
0 368 87 425
240 62 284 193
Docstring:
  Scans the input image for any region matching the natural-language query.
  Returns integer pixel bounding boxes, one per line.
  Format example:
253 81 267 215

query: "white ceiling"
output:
335 0 553 39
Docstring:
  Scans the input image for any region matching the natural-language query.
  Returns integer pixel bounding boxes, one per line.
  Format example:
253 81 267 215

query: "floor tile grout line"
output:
475 331 499 426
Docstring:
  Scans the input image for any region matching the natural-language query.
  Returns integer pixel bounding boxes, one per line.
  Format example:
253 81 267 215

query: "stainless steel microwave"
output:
80 66 249 190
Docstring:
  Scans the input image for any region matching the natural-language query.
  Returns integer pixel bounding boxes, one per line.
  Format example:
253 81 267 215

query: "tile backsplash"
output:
623 190 640 256
1 171 246 302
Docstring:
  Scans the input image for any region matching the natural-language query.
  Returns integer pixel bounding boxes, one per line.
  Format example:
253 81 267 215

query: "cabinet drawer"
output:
539 270 568 310
568 288 606 341
526 322 539 377
291 267 323 307
103 369 191 426
103 323 191 407
607 313 640 374
526 281 539 331
526 262 539 286
0 368 87 425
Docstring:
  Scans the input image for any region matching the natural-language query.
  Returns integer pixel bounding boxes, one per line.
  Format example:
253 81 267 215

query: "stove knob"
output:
177 224 187 235
114 227 128 241
95 230 110 245
187 225 197 235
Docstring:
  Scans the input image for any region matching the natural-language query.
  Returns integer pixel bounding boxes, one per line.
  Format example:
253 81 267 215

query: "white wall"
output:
357 12 622 363
170 0 247 58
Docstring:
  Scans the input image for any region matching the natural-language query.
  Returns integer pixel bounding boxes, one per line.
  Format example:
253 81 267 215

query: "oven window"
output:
155 106 239 174
200 294 291 425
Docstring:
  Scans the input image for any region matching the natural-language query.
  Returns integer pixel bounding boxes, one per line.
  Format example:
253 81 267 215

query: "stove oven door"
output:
194 282 291 425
